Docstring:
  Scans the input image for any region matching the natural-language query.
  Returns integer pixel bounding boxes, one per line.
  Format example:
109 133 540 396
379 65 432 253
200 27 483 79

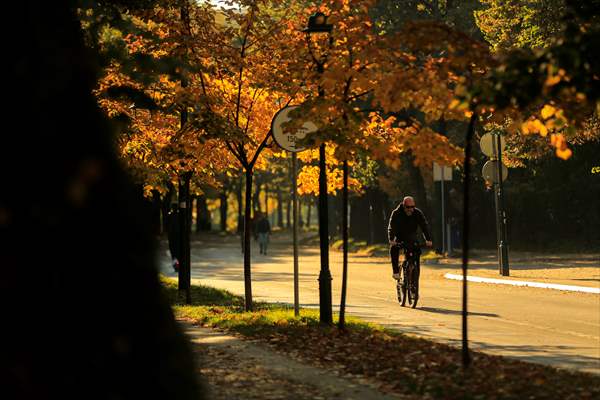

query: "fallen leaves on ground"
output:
165 278 599 400
192 345 327 400
189 316 600 400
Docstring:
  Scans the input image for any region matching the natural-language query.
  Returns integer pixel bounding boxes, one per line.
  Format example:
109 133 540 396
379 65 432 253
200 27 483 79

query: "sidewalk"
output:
426 250 600 292
182 321 399 400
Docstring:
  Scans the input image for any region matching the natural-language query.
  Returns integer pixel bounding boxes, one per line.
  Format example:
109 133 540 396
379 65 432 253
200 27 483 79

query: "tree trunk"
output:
196 194 210 232
277 188 284 228
367 189 375 245
403 152 430 218
339 160 349 329
237 175 243 234
253 179 261 214
219 190 228 232
264 183 269 222
178 173 192 304
461 113 478 368
243 168 254 311
163 182 176 234
306 196 312 227
150 189 162 236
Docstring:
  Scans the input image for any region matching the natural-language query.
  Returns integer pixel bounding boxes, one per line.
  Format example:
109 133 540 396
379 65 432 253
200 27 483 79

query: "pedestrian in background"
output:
255 211 271 255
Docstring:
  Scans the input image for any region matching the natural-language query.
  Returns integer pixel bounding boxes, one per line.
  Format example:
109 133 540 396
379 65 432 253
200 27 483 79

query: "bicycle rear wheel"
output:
407 262 419 308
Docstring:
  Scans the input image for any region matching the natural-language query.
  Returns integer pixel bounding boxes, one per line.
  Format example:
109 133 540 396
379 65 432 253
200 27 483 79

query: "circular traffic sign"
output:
482 160 508 183
271 106 317 153
480 132 506 158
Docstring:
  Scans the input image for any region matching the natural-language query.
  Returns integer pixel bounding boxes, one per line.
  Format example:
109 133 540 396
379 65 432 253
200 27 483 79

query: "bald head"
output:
402 196 416 215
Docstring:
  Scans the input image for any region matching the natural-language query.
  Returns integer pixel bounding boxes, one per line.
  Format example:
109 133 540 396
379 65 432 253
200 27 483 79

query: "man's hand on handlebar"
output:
390 240 433 248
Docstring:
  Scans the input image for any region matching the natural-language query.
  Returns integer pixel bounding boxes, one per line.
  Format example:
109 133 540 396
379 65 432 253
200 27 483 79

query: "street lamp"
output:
304 12 333 325
304 12 333 34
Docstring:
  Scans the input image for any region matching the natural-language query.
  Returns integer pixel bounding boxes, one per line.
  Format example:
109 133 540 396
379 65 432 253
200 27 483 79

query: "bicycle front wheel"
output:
396 278 407 306
407 262 419 308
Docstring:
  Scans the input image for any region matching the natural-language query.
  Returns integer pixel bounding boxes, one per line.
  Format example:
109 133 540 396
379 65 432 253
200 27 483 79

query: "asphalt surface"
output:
160 233 600 374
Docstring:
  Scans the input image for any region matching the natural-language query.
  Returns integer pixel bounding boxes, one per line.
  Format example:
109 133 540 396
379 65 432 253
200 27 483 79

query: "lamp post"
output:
304 12 333 325
178 73 192 305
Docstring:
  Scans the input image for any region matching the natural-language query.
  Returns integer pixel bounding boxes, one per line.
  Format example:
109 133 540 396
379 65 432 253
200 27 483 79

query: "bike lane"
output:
158 234 600 374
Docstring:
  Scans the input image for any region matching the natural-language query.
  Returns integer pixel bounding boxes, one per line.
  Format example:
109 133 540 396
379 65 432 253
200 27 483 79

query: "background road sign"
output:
433 162 453 181
480 132 506 158
482 160 508 183
271 106 317 153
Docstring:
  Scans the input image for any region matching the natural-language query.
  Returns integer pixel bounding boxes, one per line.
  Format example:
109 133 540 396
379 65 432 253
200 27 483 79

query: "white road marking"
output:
444 273 600 294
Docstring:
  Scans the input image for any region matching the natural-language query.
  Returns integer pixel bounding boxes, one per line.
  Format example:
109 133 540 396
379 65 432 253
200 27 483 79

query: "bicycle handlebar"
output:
390 241 430 249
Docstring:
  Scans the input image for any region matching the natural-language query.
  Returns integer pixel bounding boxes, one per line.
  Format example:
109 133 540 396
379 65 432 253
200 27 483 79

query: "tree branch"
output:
249 130 272 169
235 7 256 129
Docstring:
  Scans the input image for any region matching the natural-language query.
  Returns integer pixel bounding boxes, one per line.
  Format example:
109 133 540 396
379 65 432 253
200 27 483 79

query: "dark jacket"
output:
387 204 432 243
255 217 271 234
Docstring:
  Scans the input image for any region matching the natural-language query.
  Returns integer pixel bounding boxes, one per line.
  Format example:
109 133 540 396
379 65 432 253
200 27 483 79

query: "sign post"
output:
433 163 453 254
271 106 316 316
480 132 510 276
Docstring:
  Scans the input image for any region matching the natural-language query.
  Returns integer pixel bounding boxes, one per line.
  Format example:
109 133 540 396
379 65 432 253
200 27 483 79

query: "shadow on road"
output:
464 341 600 374
418 306 499 318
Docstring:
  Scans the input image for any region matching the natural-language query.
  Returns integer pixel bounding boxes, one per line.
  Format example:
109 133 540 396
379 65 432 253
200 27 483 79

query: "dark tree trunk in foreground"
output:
243 169 254 311
2 2 204 398
339 160 349 329
461 113 478 368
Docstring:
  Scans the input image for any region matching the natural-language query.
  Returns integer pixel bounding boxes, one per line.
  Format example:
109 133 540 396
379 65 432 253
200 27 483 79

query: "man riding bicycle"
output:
388 196 433 280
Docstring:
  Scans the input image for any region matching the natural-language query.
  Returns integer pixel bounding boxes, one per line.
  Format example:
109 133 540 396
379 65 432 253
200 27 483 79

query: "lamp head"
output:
303 12 332 33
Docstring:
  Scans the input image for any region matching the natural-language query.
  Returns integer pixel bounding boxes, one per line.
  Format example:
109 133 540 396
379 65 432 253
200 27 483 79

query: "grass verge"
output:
163 277 600 400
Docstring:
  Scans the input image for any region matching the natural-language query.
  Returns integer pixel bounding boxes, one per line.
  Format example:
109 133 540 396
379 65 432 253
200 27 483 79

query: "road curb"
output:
444 273 600 294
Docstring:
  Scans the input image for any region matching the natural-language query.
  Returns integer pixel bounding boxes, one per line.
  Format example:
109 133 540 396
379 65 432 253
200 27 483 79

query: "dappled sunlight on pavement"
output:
158 232 600 374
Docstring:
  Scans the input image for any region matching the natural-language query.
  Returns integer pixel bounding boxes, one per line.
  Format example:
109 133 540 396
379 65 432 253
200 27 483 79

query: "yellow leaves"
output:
448 99 461 110
521 118 548 136
540 104 557 120
519 105 573 159
384 158 402 170
545 68 566 87
296 148 362 196
550 133 572 160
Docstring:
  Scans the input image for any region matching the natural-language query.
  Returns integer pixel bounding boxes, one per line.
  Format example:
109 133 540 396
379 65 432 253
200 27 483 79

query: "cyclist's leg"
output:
401 251 410 281
390 245 400 276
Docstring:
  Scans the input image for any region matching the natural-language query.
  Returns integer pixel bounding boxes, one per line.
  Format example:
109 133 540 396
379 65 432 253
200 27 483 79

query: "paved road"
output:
160 234 600 374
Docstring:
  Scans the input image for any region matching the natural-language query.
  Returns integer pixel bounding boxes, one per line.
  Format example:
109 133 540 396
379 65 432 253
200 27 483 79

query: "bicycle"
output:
392 241 424 308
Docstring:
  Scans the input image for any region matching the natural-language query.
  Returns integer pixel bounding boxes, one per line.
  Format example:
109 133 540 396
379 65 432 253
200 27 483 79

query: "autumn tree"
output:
475 0 566 51
175 0 311 311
